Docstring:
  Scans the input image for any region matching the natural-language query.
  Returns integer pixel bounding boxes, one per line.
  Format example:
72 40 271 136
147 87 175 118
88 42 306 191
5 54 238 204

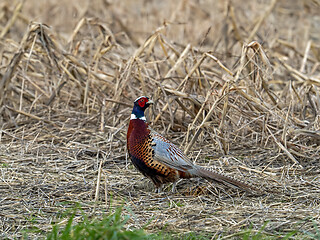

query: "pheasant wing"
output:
150 130 196 171
150 130 263 193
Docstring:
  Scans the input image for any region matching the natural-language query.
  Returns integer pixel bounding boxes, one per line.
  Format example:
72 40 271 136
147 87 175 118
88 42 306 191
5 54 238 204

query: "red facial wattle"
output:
138 99 146 108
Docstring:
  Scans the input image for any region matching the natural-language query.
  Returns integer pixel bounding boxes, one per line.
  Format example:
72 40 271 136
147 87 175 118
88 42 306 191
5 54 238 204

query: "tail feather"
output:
194 167 263 194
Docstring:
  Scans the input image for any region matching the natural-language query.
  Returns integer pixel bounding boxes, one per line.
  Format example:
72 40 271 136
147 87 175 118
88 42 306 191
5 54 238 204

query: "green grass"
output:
228 222 297 240
45 205 155 240
303 220 320 240
21 203 210 240
223 220 320 240
19 204 320 240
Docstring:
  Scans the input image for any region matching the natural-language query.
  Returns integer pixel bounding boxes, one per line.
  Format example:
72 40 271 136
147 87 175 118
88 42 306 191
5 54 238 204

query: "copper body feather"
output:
127 119 187 187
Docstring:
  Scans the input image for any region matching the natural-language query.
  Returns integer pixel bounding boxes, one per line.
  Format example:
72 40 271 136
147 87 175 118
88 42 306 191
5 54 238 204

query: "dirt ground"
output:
0 0 320 238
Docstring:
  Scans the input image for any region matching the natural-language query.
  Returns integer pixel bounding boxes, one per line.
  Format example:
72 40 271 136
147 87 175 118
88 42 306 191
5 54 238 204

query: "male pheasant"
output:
127 96 261 193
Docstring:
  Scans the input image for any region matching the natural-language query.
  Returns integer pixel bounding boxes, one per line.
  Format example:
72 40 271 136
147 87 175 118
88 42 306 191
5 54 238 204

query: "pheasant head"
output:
130 96 153 121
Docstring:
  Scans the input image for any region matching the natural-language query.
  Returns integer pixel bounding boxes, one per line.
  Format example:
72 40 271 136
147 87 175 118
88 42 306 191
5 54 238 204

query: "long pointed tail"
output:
194 167 263 194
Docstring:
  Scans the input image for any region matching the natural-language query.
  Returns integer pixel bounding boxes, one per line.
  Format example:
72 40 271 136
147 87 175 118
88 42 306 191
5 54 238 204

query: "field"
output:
1 0 320 239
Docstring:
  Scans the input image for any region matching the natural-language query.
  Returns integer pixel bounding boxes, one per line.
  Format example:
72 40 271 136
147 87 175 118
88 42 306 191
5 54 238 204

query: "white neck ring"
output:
131 114 146 121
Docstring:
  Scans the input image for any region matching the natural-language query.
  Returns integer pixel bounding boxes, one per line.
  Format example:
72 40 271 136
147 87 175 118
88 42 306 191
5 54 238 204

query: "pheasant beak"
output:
147 99 154 105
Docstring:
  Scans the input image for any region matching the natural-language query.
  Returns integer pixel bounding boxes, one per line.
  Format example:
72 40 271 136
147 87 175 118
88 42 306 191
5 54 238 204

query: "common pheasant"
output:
127 96 261 193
